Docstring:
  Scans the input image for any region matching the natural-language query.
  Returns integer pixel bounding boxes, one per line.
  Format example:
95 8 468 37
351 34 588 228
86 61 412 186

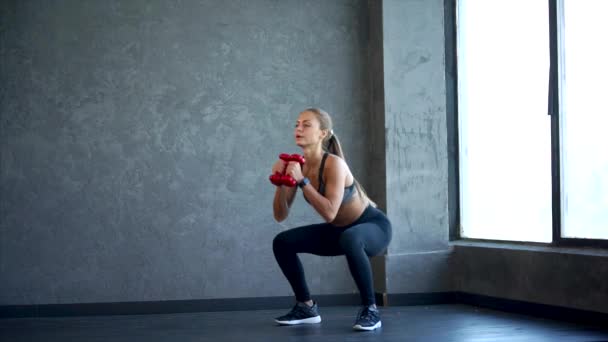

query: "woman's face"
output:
294 111 326 147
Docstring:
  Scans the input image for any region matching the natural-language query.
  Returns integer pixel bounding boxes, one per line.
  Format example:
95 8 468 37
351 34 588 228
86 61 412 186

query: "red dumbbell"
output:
269 153 306 187
280 153 306 187
269 154 292 186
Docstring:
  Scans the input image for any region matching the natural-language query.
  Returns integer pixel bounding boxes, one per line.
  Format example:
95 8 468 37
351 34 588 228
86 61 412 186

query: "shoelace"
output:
358 307 376 322
289 304 310 317
291 304 303 314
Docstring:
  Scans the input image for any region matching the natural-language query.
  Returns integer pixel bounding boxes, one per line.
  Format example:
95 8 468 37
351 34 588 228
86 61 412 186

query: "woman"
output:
271 108 392 331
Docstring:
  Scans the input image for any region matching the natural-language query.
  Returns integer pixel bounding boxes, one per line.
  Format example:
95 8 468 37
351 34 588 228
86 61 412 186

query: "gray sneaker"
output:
353 305 382 331
275 302 322 325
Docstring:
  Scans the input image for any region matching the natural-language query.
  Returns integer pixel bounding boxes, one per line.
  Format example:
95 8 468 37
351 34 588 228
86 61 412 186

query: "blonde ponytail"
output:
322 130 377 208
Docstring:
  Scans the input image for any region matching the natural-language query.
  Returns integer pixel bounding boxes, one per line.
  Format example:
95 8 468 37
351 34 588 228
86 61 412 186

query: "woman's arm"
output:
273 186 297 222
300 156 346 223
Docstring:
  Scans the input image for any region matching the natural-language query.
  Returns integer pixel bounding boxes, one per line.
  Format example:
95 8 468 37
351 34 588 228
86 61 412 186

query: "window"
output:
455 0 607 244
457 0 552 242
560 0 608 239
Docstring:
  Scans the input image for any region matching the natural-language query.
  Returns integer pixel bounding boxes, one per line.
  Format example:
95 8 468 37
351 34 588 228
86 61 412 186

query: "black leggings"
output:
272 205 392 306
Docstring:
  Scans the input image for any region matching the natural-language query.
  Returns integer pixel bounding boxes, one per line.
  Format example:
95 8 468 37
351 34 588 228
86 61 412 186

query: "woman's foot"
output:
275 302 322 325
353 305 381 331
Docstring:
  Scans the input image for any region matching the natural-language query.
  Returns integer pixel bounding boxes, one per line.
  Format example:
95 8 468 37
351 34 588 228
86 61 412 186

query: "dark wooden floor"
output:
1 304 607 342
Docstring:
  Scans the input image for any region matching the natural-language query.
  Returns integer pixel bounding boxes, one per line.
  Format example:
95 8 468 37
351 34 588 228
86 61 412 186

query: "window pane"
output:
457 0 552 242
561 0 608 239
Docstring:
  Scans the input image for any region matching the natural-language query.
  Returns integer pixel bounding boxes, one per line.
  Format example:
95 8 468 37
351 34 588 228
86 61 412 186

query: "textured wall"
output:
380 0 450 293
366 0 386 213
0 0 371 305
4 0 603 316
383 0 448 254
367 0 389 295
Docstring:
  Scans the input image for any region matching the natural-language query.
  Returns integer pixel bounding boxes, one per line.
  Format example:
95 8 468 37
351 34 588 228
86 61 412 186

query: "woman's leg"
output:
338 217 392 306
272 223 343 302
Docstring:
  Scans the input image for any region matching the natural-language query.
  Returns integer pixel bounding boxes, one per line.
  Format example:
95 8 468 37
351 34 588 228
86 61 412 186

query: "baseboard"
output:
454 292 608 326
0 293 365 319
2 291 607 326
1 292 446 319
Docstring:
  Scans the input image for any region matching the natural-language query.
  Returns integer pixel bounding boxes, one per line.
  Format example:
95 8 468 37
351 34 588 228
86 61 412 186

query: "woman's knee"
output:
273 230 293 253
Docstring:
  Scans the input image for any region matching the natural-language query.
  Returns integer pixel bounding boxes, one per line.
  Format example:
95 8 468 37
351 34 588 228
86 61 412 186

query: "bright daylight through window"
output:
560 0 608 239
457 0 552 242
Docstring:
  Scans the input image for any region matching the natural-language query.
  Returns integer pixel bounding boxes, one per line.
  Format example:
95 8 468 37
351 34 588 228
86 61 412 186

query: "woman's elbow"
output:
322 209 338 223
324 215 337 223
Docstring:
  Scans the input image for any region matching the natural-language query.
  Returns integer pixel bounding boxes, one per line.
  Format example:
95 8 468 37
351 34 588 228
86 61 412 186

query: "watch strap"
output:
298 177 310 189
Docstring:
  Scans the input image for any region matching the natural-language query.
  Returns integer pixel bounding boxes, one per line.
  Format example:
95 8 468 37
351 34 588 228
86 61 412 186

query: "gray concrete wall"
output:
366 0 389 294
3 0 607 316
379 0 451 294
0 0 371 305
452 243 608 314
366 0 386 213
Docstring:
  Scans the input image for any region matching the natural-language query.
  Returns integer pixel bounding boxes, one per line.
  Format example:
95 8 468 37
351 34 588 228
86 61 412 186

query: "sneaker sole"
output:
275 316 322 325
353 320 381 331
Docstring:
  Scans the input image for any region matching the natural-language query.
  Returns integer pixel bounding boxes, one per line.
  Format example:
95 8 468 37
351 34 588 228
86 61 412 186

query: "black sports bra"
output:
303 152 357 204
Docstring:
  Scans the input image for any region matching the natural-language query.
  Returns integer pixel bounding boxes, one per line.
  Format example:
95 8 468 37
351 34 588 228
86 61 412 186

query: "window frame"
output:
446 0 608 248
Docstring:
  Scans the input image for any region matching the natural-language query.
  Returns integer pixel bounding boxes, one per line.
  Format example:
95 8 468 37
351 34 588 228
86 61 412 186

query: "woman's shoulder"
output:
324 152 344 164
323 153 350 173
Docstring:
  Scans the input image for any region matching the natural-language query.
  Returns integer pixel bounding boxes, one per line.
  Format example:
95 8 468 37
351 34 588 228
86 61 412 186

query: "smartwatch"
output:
298 177 310 189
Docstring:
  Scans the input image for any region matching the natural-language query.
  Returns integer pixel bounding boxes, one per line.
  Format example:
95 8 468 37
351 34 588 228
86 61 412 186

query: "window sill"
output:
450 239 608 257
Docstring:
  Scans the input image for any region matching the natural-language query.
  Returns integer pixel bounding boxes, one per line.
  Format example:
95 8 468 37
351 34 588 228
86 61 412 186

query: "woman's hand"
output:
272 158 298 222
285 161 304 183
271 159 286 175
